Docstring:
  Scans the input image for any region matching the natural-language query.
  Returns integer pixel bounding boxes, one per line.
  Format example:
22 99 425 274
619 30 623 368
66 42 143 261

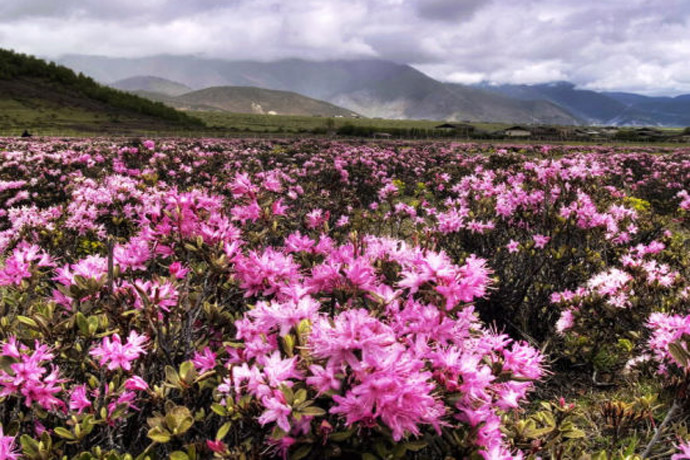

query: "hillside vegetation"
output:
0 49 203 134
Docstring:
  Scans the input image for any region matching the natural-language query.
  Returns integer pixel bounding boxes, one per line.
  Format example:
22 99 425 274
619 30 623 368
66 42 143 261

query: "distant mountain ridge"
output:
111 76 192 97
121 84 360 117
58 55 579 124
59 54 690 126
477 81 690 126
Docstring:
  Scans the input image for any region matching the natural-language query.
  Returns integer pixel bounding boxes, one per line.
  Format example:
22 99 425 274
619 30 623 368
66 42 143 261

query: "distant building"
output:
504 126 531 137
530 126 561 139
435 123 476 135
635 128 664 139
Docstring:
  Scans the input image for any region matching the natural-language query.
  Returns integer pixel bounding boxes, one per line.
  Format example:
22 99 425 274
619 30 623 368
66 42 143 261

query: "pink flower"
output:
89 331 148 371
587 268 631 297
336 215 349 227
555 309 575 334
124 375 149 391
306 364 341 395
532 234 550 249
0 339 64 410
192 347 217 373
133 279 179 312
0 425 20 460
502 342 544 380
20 365 64 410
258 393 292 432
673 441 690 459
271 198 289 216
0 242 54 286
506 240 520 253
69 384 92 414
229 172 257 199
114 238 151 272
54 255 108 287
108 390 139 417
305 208 328 229
168 261 189 279
206 439 228 454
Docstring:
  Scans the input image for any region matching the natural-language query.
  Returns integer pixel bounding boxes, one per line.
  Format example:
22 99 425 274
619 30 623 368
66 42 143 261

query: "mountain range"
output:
476 81 690 126
113 79 360 117
59 54 690 126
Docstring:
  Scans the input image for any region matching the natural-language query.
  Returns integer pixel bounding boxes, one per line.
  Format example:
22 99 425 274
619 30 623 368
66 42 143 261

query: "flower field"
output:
0 137 688 459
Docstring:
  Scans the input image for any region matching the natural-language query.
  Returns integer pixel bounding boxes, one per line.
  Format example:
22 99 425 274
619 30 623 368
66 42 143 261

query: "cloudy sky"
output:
1 0 689 95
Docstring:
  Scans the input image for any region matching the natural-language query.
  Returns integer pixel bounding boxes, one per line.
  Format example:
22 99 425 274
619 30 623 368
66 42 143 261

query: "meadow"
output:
0 137 688 459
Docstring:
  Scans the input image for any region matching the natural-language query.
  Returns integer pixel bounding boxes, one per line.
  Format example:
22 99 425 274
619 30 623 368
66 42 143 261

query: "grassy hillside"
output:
133 86 360 117
0 48 204 135
194 110 508 134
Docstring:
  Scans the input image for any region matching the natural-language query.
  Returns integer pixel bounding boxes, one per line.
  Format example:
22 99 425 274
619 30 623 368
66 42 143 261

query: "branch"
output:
642 399 681 458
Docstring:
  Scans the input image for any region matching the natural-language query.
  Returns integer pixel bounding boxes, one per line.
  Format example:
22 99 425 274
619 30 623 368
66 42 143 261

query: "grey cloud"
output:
363 33 444 64
0 0 238 22
413 0 488 21
1 0 689 94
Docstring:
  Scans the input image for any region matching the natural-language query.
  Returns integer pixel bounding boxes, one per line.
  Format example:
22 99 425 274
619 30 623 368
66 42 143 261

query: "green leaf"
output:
165 365 181 387
525 426 556 439
290 445 312 460
282 334 296 356
166 406 194 436
54 427 76 440
216 422 232 441
147 426 172 443
294 388 307 406
16 315 38 328
179 361 195 381
170 452 189 460
562 428 586 439
211 403 228 416
300 406 326 417
669 341 689 367
297 319 311 336
75 312 89 335
20 435 40 456
329 429 355 442
403 441 427 452
87 316 99 335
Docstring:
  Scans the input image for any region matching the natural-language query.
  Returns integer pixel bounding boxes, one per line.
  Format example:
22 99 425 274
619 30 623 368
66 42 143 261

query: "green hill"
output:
0 48 204 135
135 85 360 117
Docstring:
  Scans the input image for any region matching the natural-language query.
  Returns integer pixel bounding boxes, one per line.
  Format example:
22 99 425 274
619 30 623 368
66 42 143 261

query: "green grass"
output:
0 96 204 137
194 111 499 133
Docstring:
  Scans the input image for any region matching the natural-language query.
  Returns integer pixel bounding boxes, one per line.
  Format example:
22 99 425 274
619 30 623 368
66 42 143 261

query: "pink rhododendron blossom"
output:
532 234 550 249
673 441 690 460
124 375 149 391
192 347 217 373
89 331 148 371
0 425 19 460
69 384 92 414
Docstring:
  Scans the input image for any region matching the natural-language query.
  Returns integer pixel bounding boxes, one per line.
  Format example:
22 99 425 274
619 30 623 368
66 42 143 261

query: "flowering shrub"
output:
0 138 687 457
